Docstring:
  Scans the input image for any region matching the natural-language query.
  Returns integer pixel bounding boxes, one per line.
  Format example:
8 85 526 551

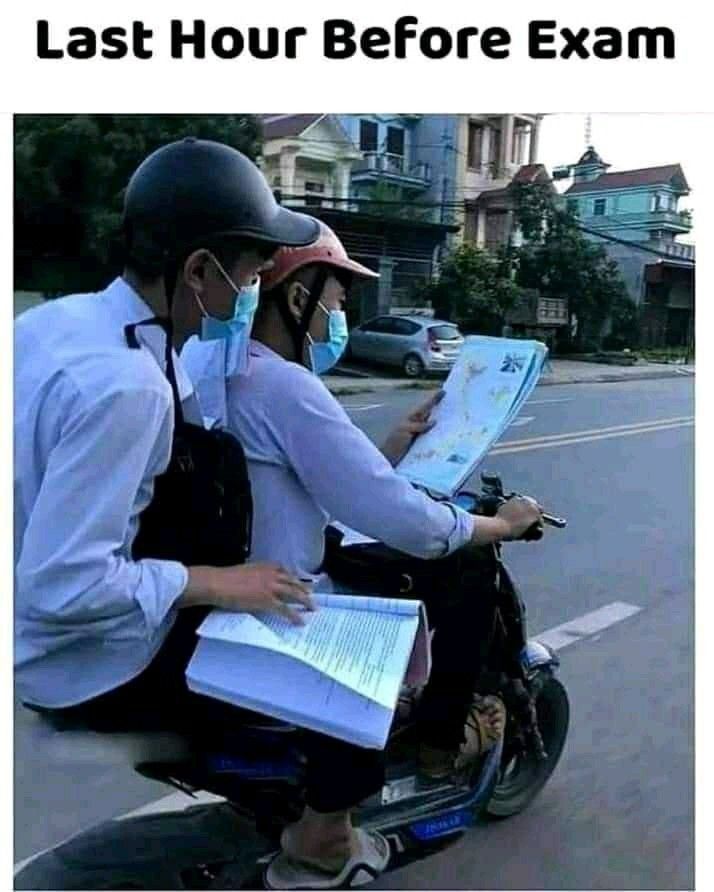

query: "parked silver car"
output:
347 315 464 377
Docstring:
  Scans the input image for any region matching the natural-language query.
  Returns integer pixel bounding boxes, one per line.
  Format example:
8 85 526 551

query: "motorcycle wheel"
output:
486 675 569 818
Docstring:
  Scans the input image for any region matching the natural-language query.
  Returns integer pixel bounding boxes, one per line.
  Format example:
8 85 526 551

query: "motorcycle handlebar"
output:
455 488 567 535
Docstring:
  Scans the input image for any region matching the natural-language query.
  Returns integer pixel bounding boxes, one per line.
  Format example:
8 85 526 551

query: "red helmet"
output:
260 219 379 292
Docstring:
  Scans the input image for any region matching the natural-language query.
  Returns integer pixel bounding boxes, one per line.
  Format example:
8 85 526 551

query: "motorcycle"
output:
17 472 569 891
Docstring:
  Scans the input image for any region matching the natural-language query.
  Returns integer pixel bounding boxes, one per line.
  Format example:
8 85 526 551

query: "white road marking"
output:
510 416 535 427
118 790 223 820
537 602 642 651
344 403 384 412
12 600 644 873
491 419 693 455
497 415 693 448
526 398 573 406
13 790 225 875
14 844 63 877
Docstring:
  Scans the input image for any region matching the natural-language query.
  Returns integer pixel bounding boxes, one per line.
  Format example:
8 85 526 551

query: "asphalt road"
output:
14 377 694 890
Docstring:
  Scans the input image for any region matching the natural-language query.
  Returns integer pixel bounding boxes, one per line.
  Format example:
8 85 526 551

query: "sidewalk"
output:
324 359 695 396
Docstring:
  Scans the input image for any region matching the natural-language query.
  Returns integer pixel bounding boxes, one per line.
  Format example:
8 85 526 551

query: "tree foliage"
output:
357 180 432 223
15 114 262 292
423 243 519 333
509 181 630 350
604 294 641 350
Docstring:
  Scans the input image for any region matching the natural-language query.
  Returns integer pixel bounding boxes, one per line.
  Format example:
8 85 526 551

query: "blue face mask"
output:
307 301 349 376
193 255 260 375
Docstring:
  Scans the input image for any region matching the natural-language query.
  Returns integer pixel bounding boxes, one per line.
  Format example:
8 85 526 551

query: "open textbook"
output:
396 336 548 497
186 593 430 749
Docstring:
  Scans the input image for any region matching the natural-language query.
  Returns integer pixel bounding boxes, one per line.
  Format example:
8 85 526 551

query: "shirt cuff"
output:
443 503 476 555
133 559 189 633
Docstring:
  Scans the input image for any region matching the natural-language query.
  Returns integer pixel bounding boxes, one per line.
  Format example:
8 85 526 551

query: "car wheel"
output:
403 354 425 378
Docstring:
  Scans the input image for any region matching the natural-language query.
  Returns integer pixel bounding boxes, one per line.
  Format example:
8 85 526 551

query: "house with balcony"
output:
454 114 544 248
562 148 694 250
555 147 695 348
333 114 554 325
258 114 362 209
336 115 433 208
260 114 458 321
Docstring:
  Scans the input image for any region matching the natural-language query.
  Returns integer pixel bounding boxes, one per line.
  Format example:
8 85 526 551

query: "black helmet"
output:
123 137 319 269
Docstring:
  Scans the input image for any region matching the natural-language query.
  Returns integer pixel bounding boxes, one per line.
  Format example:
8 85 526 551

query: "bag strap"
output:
124 317 185 430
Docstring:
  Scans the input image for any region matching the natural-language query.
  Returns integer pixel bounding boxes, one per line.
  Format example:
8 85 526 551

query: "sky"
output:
537 113 709 242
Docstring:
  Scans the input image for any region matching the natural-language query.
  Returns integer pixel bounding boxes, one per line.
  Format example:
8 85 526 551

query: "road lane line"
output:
491 420 693 455
13 790 225 874
495 415 694 449
344 403 384 412
117 790 223 820
526 398 573 406
9 601 645 872
537 602 642 651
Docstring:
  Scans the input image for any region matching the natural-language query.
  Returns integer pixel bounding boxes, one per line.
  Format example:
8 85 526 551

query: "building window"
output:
567 199 579 216
593 198 606 216
304 181 325 207
651 192 674 212
359 119 378 152
468 123 483 168
464 210 478 242
386 126 405 157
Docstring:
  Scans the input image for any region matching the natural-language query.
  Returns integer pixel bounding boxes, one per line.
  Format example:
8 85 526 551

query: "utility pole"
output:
440 125 452 225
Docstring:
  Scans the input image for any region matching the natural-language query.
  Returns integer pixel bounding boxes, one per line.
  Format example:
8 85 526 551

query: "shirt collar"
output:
103 276 158 324
104 277 195 404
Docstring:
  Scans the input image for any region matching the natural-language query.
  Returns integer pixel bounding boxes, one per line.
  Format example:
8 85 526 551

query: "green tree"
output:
15 114 262 292
357 180 432 223
604 293 641 350
509 182 630 350
423 243 519 334
510 180 553 243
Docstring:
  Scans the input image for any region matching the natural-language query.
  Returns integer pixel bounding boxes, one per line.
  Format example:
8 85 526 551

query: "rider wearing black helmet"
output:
15 138 319 732
122 137 319 348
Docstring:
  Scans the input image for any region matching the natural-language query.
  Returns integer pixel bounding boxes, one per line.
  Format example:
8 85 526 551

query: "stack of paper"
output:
186 593 430 749
396 336 547 497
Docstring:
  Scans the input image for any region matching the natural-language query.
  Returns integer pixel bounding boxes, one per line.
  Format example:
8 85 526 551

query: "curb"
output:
325 367 694 396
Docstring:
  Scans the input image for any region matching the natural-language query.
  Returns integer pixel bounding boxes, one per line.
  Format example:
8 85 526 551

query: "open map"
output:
396 336 548 496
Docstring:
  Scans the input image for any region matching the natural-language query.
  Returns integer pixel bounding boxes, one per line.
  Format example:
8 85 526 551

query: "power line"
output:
277 193 688 255
261 133 466 154
276 189 547 209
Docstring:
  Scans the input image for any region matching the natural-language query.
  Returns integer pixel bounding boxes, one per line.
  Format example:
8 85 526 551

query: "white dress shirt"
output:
181 339 475 580
14 278 199 708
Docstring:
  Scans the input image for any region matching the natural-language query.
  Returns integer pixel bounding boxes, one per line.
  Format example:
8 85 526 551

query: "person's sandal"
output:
418 694 506 781
263 828 391 889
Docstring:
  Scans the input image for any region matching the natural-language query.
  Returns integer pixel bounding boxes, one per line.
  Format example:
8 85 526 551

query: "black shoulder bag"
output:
126 318 252 568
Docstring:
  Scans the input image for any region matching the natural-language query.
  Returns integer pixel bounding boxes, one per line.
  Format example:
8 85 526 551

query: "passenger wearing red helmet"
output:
182 220 541 888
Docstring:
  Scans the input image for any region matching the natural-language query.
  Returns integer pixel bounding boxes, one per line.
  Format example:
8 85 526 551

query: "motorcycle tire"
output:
485 675 569 819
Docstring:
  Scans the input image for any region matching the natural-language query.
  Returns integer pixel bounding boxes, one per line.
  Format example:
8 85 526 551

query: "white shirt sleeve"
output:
15 386 188 633
264 368 475 559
